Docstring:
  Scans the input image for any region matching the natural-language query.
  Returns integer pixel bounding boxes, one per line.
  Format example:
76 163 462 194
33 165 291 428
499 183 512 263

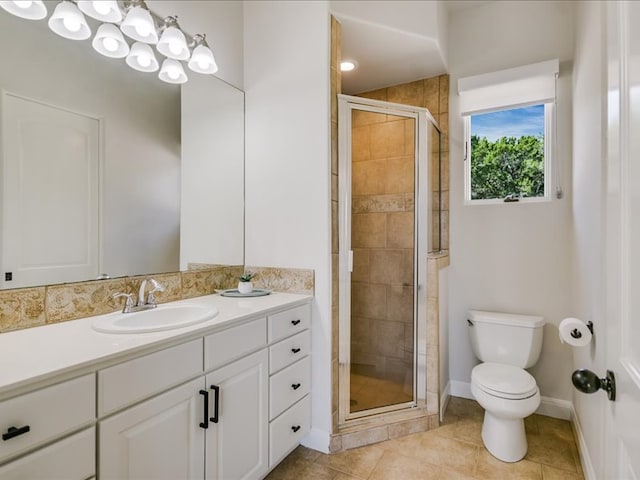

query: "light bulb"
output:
135 21 151 37
167 66 179 80
169 41 182 56
102 36 118 52
63 15 81 32
197 58 209 70
138 54 151 68
14 1 32 8
93 0 110 15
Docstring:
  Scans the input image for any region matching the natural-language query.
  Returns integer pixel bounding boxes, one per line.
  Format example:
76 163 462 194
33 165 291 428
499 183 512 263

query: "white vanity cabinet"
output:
0 297 312 480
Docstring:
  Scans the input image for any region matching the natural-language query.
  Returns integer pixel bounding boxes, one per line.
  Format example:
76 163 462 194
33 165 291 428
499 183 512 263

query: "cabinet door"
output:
205 349 268 480
99 377 206 480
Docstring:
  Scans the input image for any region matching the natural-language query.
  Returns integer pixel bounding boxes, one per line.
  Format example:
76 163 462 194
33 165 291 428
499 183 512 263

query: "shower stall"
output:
337 94 442 424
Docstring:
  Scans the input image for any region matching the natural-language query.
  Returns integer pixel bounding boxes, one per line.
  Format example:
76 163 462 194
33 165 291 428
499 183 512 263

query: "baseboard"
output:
300 427 331 454
440 382 451 421
570 404 597 480
448 381 572 420
449 380 473 399
537 396 572 420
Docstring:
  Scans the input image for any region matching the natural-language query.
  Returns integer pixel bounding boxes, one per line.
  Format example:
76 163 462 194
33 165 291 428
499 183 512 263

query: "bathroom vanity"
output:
0 292 311 479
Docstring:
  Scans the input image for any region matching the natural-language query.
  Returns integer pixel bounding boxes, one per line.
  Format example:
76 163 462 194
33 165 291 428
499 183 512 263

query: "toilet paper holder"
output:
570 320 594 339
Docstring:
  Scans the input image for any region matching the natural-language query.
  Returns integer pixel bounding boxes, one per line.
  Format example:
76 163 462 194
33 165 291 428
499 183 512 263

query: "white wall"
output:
571 2 606 477
243 1 332 451
439 266 450 395
447 1 576 401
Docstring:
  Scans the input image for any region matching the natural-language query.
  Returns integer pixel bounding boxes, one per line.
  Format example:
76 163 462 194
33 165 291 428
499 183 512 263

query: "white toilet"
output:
467 310 545 463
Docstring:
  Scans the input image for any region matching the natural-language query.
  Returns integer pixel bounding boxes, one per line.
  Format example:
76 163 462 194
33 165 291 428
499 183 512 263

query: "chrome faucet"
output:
112 278 164 314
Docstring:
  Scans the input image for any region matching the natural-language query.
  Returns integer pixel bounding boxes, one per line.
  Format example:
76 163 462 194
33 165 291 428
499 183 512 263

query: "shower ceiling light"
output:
120 3 157 44
78 0 122 23
126 41 159 72
188 34 218 74
93 23 129 58
156 16 189 60
0 0 47 20
159 58 187 84
341 60 357 72
48 0 91 40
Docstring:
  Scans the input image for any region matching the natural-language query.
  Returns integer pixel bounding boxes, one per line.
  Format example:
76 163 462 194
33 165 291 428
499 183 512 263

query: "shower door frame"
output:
337 94 432 425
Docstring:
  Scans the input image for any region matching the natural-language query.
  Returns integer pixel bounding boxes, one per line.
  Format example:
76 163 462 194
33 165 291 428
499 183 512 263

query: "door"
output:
99 377 206 480
205 349 268 480
605 2 640 478
1 93 100 288
337 95 430 424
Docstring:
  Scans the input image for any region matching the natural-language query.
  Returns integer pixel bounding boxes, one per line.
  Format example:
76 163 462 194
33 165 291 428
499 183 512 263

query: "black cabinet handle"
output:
2 425 30 441
291 383 301 390
291 319 301 326
199 390 209 429
291 425 301 433
291 348 301 354
210 385 220 424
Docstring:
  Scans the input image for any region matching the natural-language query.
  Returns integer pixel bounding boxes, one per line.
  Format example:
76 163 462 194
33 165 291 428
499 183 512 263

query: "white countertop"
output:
0 292 312 399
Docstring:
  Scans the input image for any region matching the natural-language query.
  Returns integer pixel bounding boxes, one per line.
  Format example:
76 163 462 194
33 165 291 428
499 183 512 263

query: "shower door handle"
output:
348 250 353 272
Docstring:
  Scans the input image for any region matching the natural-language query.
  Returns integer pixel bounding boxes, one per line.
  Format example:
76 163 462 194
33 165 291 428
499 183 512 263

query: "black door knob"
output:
572 369 616 401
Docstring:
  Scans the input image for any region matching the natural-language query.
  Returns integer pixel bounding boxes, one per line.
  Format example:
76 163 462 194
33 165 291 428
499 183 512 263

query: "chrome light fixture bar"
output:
0 0 220 84
0 0 47 20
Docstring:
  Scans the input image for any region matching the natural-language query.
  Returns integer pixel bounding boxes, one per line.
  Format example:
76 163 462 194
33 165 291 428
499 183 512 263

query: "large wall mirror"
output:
0 3 244 290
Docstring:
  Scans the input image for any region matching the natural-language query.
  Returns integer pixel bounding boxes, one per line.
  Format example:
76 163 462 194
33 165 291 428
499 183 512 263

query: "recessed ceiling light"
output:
340 60 357 72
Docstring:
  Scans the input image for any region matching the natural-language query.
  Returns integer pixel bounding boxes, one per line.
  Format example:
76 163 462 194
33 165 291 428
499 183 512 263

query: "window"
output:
465 103 551 202
458 59 559 204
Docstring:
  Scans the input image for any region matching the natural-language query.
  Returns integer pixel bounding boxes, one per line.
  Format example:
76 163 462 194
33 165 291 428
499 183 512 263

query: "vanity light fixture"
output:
48 0 91 40
0 0 47 20
158 58 187 84
188 34 218 74
340 60 357 72
93 23 129 58
120 0 157 44
156 16 189 60
78 0 121 23
126 41 159 72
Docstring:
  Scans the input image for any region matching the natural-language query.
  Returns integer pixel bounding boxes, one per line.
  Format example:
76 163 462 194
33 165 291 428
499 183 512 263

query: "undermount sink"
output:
93 304 219 334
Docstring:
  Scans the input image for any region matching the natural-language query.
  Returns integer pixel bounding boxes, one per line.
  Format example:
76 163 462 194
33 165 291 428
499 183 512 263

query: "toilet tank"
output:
467 310 545 368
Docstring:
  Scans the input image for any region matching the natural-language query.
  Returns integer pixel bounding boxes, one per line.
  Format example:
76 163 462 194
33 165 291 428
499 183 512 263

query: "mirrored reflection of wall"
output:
0 11 181 287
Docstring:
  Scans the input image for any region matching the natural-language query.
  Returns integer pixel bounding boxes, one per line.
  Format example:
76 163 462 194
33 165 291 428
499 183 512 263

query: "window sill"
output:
464 196 552 206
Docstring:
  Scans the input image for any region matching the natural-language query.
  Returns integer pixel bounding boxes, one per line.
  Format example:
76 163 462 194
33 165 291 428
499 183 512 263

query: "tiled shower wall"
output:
350 111 416 386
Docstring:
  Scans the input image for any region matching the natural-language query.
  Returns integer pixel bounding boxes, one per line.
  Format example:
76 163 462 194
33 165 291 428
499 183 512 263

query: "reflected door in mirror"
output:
2 93 100 289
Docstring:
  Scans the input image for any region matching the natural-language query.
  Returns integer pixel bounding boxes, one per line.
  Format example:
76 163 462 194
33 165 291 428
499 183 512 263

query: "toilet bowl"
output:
467 310 545 463
471 362 540 462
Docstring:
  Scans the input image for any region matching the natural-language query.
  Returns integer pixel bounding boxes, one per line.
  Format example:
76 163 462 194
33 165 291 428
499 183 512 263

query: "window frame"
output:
463 102 554 205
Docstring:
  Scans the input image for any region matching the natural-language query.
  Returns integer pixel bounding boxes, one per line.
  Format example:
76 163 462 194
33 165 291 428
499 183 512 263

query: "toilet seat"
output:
472 363 538 400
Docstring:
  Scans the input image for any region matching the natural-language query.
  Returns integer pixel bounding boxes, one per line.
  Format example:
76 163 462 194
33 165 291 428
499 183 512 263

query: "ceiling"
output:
332 0 490 94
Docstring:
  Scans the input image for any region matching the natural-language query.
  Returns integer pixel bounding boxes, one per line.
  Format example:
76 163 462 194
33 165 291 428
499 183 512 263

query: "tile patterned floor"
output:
266 397 585 480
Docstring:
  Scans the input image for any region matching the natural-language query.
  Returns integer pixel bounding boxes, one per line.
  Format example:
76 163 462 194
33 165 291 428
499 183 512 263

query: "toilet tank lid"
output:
468 310 545 328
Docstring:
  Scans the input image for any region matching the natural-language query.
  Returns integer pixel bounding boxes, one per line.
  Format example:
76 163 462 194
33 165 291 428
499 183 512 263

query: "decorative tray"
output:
218 289 271 298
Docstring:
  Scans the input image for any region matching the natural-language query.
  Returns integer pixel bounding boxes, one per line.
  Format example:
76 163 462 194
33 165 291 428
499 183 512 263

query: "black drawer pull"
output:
210 385 220 424
199 390 209 429
291 348 301 354
2 425 30 441
291 425 301 433
291 319 301 326
291 383 301 390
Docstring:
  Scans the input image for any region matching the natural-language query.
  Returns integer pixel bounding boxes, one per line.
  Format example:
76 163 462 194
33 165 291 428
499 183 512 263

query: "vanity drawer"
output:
0 374 94 463
204 317 267 371
269 395 311 468
0 427 95 479
269 356 310 420
268 305 310 343
98 339 202 416
269 330 310 374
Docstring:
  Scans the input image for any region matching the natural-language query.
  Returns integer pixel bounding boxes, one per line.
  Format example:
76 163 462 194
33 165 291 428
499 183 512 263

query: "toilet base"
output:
481 411 527 463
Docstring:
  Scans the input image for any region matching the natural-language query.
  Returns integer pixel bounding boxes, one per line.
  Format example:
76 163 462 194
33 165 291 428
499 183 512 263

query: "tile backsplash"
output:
0 264 314 334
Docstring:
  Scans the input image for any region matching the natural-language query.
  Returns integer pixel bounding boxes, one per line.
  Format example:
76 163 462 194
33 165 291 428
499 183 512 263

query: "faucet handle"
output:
146 279 164 306
112 292 134 312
